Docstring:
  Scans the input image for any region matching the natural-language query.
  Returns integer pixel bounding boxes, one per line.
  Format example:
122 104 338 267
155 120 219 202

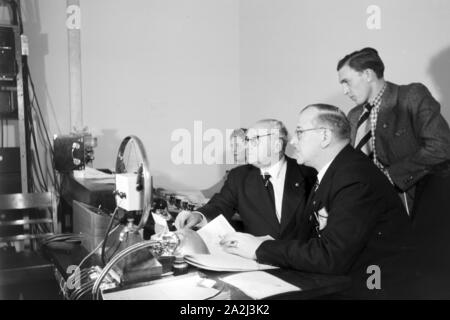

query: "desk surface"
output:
43 242 351 300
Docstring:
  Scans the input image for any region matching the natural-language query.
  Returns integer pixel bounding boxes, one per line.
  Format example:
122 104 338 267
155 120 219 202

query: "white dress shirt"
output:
260 157 287 223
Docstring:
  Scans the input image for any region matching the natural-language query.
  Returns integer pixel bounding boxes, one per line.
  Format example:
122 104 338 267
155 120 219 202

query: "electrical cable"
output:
106 233 125 262
26 107 45 191
22 61 50 192
101 207 120 266
63 224 121 299
29 115 48 191
91 236 180 300
77 223 121 270
27 70 61 195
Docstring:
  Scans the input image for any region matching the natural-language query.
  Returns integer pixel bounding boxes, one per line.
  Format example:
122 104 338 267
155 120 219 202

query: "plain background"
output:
4 0 449 192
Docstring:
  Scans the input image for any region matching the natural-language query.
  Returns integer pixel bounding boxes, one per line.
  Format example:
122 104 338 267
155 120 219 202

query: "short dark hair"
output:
302 104 351 141
337 47 385 78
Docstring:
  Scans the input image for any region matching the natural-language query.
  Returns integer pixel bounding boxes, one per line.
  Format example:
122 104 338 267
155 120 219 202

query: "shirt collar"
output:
368 82 387 108
317 159 333 184
260 156 286 179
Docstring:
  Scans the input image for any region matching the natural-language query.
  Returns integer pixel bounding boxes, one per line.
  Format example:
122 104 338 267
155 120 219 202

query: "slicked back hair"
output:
337 47 385 79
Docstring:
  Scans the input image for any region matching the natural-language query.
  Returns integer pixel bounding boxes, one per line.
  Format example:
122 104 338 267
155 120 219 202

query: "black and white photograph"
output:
1 0 450 305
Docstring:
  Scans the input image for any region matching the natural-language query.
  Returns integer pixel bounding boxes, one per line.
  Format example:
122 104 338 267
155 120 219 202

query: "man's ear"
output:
363 69 375 82
274 138 283 153
320 129 332 148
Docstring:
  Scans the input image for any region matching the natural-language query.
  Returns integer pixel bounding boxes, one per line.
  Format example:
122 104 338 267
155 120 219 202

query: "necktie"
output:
262 173 276 214
307 179 319 207
355 103 374 155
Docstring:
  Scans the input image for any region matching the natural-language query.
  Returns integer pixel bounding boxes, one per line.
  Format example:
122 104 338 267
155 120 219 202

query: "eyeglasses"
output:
244 133 274 146
294 127 328 140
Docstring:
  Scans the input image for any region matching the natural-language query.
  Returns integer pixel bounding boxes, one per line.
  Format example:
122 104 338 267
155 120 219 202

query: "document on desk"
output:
102 273 219 300
197 214 236 254
220 271 301 300
73 167 115 183
184 215 278 271
184 253 278 272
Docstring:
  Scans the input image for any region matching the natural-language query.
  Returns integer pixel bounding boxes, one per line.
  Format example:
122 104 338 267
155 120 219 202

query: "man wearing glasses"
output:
220 105 414 299
175 119 317 242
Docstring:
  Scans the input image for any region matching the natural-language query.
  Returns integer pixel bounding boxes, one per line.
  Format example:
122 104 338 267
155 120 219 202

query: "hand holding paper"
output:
174 210 206 230
220 232 272 260
184 215 277 271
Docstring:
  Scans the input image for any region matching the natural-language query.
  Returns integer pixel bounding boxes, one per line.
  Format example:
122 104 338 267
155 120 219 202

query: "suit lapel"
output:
350 104 364 144
280 157 306 233
375 82 399 163
377 82 398 126
313 145 354 213
245 166 280 233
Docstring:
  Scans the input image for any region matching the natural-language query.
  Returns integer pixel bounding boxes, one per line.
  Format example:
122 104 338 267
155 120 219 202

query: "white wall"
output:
21 0 450 191
240 0 450 158
23 0 240 191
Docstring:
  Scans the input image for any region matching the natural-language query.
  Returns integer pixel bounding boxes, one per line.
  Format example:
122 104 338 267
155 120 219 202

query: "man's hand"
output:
219 232 272 260
174 210 205 230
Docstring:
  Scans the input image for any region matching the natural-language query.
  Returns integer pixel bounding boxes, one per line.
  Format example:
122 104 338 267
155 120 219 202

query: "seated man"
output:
221 105 414 299
175 119 317 241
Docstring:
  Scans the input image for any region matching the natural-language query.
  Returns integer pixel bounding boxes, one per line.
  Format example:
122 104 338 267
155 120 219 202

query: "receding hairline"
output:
298 104 344 126
298 104 350 140
299 104 343 118
250 119 285 132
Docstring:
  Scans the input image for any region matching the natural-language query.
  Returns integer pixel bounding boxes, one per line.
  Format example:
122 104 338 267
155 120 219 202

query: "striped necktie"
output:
354 103 373 155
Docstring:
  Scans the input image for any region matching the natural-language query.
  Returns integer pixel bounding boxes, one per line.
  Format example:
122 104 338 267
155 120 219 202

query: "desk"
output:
42 242 351 300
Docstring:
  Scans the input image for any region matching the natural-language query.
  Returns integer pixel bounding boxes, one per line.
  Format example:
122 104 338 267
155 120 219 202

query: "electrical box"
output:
115 173 143 211
53 133 96 172
72 200 121 252
0 147 20 193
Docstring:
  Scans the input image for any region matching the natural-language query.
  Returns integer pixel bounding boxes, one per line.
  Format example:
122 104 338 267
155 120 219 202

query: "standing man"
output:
337 47 450 216
337 47 450 297
220 105 414 299
175 119 317 241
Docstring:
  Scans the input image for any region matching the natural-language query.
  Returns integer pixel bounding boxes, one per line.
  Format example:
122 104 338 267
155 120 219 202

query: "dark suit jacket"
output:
197 156 317 241
256 145 414 298
348 81 450 192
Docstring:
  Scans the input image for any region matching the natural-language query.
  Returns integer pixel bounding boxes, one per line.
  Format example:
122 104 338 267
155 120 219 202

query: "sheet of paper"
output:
197 214 236 254
186 215 278 271
184 253 278 272
102 273 219 300
151 212 169 234
73 167 115 180
220 271 301 300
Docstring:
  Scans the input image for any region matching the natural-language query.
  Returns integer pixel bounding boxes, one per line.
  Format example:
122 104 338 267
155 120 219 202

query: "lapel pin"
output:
295 182 299 187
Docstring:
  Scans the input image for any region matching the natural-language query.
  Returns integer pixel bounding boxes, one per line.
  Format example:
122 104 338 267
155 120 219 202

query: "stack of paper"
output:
220 271 301 299
184 215 278 272
73 167 115 183
184 253 278 272
102 273 219 300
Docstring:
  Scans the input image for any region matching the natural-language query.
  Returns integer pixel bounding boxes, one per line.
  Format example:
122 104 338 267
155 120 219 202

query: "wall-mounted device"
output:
53 133 97 172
